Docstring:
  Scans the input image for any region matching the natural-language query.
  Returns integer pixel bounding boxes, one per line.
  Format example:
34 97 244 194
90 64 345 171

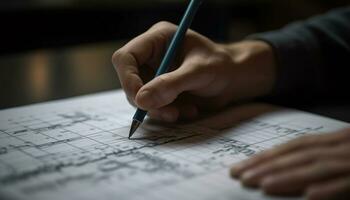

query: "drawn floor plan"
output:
0 91 348 200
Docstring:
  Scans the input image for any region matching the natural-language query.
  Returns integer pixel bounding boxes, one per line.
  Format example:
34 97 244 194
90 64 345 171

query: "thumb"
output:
135 65 200 110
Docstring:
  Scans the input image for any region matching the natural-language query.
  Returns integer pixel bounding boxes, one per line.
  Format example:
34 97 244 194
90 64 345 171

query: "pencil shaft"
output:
129 0 203 138
156 0 203 76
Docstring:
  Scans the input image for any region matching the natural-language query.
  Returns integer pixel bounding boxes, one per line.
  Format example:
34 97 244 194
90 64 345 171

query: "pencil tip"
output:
128 120 141 139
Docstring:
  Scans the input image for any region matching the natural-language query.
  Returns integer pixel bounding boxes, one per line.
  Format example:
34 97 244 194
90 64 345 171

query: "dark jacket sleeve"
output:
249 7 350 101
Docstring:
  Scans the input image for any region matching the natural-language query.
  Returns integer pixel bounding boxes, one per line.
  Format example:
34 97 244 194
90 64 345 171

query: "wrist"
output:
223 40 277 99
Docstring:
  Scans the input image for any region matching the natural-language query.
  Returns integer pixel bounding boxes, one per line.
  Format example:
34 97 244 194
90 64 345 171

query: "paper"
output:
0 90 348 200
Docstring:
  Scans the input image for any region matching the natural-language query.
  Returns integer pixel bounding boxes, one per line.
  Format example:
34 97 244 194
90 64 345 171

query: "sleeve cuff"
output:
247 28 323 99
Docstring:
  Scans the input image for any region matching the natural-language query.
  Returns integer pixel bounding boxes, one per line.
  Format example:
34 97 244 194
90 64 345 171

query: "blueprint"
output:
0 90 348 200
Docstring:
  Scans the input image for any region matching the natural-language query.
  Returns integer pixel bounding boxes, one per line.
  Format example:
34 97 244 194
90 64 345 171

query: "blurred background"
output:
0 0 349 119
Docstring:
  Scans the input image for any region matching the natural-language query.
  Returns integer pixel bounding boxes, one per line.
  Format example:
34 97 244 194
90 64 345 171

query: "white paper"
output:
0 90 348 200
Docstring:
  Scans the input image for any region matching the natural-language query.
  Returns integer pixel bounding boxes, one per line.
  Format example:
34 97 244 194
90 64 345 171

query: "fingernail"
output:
230 163 246 177
137 90 155 108
230 166 241 178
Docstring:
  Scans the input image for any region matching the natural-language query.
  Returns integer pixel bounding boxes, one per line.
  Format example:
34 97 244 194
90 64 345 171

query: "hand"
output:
231 128 350 200
112 21 276 122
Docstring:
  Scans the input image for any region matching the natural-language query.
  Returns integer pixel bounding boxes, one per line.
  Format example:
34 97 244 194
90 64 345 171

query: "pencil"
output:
128 0 203 139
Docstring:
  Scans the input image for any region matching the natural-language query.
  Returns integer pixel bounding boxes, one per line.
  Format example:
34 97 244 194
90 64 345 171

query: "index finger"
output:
112 22 177 102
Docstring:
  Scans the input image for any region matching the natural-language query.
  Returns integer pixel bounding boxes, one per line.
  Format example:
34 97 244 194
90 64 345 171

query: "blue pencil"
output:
128 0 203 138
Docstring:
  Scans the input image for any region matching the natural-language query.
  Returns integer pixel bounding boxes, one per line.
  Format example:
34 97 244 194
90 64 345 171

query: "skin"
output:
112 21 350 199
230 129 350 200
112 21 276 122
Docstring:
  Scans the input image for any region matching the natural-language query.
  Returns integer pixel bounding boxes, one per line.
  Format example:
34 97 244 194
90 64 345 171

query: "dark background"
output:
0 0 349 120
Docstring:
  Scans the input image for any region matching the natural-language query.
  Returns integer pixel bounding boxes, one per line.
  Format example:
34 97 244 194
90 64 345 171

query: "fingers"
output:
231 129 350 177
238 147 323 187
135 60 212 110
260 160 350 196
113 52 144 100
239 143 350 187
148 102 199 122
135 71 188 110
307 176 350 200
230 128 350 198
112 21 177 102
148 106 179 122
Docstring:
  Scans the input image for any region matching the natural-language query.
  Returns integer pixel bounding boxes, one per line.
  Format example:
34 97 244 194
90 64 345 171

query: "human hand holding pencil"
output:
112 24 276 124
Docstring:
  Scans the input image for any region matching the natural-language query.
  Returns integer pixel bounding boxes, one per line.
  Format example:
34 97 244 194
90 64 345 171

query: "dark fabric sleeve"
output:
249 7 350 101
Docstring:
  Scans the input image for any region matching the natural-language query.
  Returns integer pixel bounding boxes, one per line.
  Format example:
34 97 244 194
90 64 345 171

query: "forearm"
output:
249 7 350 100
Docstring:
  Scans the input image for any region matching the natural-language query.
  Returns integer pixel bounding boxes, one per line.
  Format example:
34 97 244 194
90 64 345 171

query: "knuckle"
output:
152 21 175 30
111 50 123 66
205 49 233 73
213 49 232 63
